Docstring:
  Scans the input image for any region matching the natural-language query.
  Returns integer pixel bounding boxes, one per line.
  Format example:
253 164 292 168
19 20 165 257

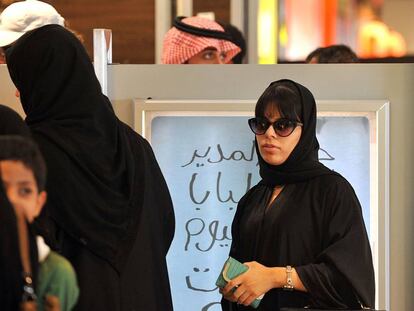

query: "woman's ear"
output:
15 89 20 98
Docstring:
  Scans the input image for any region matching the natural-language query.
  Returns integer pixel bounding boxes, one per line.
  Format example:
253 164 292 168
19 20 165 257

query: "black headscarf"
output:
257 79 337 186
0 105 30 137
5 25 146 271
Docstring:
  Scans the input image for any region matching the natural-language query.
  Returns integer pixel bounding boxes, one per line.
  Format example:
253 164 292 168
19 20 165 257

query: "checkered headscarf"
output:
162 16 241 64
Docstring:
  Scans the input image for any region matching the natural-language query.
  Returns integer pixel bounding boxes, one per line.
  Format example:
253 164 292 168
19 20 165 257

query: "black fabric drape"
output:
0 105 31 137
0 181 22 311
257 80 336 186
5 24 170 273
0 110 38 308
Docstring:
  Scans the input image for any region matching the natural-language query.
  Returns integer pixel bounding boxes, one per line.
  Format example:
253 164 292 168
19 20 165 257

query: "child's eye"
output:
18 187 33 196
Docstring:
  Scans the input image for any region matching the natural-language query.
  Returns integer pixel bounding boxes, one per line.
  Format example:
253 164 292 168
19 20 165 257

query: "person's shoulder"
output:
41 251 79 308
309 173 360 209
238 182 266 205
45 251 76 277
120 121 154 153
309 172 356 198
245 182 265 196
312 172 351 188
120 121 145 141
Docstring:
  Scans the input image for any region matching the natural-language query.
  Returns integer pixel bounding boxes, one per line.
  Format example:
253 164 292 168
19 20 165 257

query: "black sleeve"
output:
295 177 375 309
229 185 260 260
221 186 258 311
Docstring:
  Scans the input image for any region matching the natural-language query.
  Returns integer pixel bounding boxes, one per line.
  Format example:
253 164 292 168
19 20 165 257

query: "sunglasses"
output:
248 117 303 137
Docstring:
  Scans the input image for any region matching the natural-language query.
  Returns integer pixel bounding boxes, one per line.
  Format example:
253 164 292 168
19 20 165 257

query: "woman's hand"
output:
221 261 284 306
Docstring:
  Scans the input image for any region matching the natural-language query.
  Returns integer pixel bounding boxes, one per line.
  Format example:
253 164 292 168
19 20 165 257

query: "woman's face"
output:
256 107 302 166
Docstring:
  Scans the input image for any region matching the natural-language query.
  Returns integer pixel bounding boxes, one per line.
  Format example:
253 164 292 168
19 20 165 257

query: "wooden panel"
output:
193 0 231 23
1 0 155 64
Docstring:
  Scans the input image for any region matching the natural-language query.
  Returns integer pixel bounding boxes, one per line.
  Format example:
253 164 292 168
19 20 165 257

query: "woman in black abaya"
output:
6 25 175 311
221 79 375 310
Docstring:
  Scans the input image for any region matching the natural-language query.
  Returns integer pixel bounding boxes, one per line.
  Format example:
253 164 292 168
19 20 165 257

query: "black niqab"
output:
5 25 146 271
257 79 336 186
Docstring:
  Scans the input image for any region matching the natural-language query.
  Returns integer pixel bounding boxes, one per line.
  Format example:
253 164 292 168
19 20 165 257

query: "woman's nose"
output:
265 124 277 137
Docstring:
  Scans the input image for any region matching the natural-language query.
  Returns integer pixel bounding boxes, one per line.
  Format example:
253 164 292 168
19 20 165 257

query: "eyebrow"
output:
203 47 218 51
17 181 34 186
2 180 35 186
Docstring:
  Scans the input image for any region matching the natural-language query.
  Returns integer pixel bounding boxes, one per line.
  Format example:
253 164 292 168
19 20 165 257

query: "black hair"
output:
306 44 358 63
255 80 303 122
0 136 46 192
305 47 324 63
219 22 246 64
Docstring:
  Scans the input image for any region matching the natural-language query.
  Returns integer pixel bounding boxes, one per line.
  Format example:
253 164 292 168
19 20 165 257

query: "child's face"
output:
0 160 46 223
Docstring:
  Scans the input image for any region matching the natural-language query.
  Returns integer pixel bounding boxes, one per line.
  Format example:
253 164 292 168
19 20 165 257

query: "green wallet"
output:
216 256 263 309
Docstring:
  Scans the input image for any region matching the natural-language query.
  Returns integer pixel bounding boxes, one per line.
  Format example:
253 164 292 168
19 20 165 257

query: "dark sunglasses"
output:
248 117 303 137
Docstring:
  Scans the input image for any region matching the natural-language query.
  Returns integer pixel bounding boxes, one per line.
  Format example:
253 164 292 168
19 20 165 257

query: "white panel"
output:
134 99 389 311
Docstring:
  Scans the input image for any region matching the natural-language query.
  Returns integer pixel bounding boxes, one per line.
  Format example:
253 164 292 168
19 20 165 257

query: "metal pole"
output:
93 29 112 96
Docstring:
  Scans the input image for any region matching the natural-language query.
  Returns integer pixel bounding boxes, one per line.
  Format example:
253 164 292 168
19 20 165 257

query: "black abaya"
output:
222 80 374 310
223 175 374 310
0 105 31 137
6 25 175 310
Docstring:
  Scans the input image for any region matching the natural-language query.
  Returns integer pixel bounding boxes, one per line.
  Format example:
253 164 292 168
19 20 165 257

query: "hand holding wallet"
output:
216 256 264 309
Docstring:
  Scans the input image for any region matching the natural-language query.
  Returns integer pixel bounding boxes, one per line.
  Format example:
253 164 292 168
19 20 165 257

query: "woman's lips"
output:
261 143 280 152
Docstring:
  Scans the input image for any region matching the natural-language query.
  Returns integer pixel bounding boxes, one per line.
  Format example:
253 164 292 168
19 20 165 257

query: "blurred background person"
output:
162 16 240 64
0 0 83 64
0 0 65 48
306 44 358 63
0 107 39 310
0 107 79 311
356 0 407 58
0 167 36 311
